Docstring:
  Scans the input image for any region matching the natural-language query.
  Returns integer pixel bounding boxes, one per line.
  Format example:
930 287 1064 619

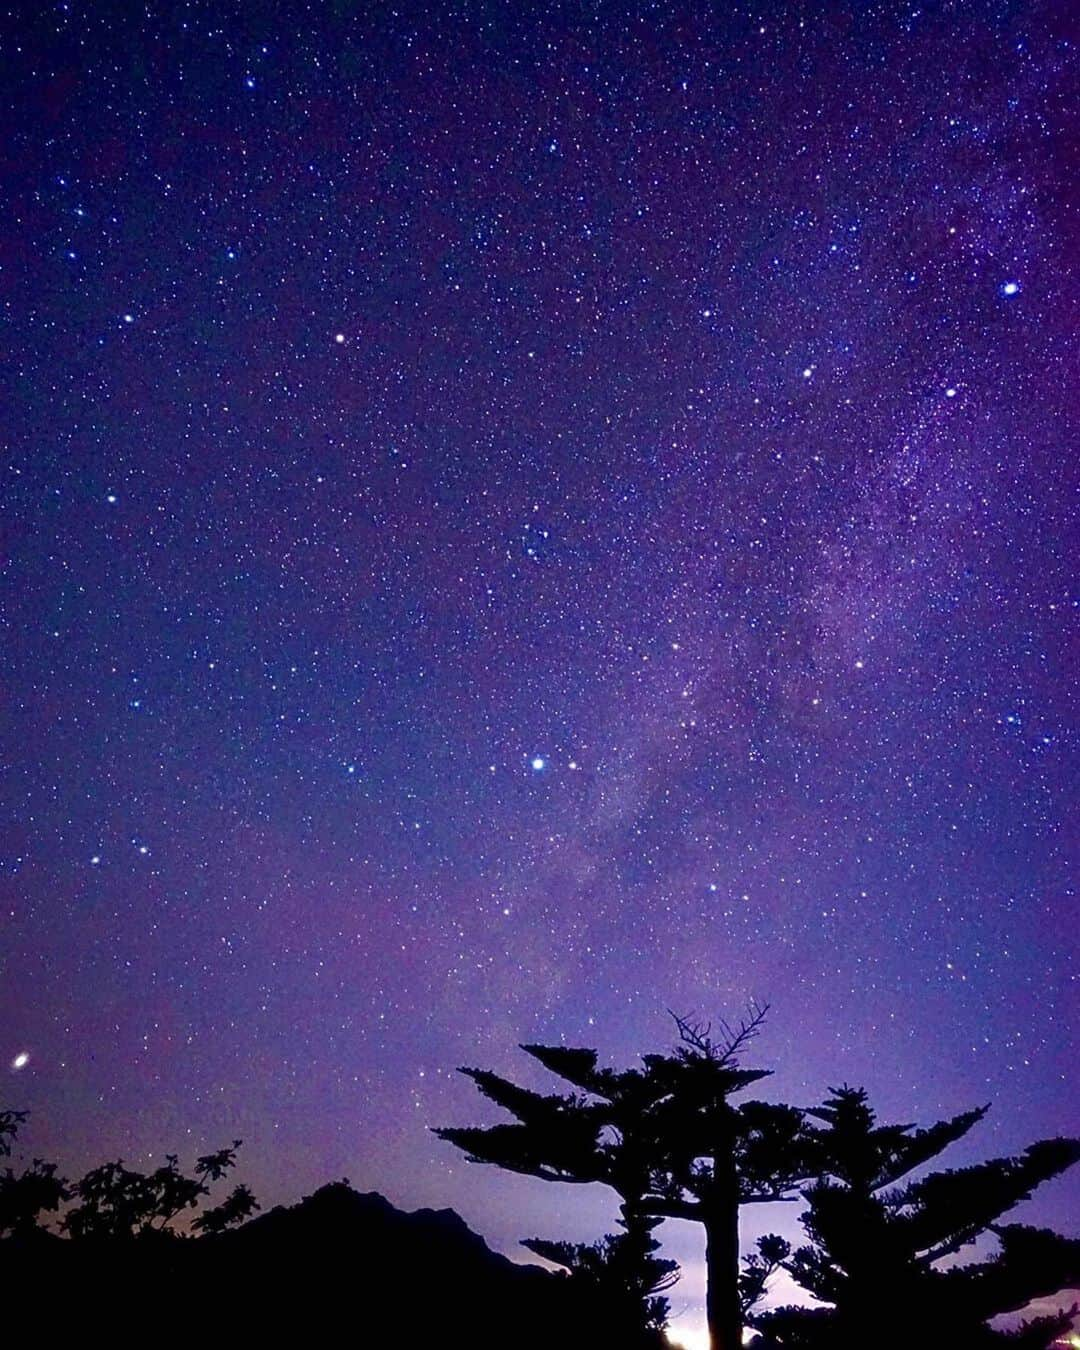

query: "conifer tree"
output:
435 1005 814 1350
753 1086 1080 1349
522 1217 677 1345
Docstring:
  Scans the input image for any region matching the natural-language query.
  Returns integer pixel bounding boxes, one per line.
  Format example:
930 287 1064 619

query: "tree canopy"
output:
753 1086 1080 1349
437 1006 818 1350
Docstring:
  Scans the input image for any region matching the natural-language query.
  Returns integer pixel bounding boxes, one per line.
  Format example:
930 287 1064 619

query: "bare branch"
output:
669 999 770 1065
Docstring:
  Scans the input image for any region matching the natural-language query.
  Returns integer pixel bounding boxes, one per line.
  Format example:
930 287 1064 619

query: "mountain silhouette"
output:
7 1181 658 1346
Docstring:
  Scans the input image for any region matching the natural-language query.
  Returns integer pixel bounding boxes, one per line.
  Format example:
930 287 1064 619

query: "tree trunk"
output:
703 1192 741 1350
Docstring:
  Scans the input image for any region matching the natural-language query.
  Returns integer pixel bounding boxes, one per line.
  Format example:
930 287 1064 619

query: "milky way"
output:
2 2 1076 1339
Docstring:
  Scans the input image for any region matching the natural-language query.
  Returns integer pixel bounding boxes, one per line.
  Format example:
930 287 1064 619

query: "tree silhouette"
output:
523 1221 677 1345
0 1109 26 1156
61 1138 257 1240
752 1086 1080 1348
1 1110 259 1245
192 1180 260 1235
0 1109 69 1238
739 1232 792 1322
435 1005 815 1350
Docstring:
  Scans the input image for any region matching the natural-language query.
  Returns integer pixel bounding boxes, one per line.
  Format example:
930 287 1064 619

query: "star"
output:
3 9 1075 1325
11 1052 29 1071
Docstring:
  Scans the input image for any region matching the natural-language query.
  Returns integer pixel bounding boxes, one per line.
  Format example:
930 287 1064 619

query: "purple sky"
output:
2 2 1076 1341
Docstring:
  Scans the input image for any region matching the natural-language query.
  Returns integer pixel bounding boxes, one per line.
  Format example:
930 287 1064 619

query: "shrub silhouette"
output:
1 1111 257 1244
61 1139 257 1240
0 1108 69 1238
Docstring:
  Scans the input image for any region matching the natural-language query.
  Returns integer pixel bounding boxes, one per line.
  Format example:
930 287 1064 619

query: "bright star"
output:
531 757 546 771
334 333 346 344
12 1052 29 1071
1001 280 1020 296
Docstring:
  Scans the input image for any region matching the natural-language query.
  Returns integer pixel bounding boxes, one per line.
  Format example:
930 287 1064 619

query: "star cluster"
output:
1 2 1075 1340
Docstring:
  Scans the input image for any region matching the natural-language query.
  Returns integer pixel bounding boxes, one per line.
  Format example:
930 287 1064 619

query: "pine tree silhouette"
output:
522 1219 677 1345
435 1004 815 1350
752 1086 1080 1349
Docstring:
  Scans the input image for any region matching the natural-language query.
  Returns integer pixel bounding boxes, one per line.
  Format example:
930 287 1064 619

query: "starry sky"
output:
2 0 1077 1341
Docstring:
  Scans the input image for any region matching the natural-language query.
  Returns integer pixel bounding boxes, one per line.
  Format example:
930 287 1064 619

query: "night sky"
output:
2 1 1077 1341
